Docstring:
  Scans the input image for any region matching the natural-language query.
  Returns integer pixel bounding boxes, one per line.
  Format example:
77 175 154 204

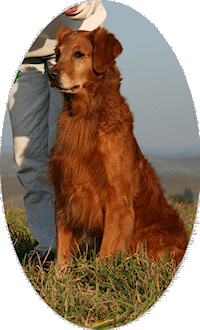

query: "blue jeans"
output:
8 60 63 252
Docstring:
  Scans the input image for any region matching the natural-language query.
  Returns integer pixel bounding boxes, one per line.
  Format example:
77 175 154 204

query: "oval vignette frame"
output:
0 0 200 329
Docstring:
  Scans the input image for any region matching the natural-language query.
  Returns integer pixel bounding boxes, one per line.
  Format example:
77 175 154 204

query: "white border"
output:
0 1 199 329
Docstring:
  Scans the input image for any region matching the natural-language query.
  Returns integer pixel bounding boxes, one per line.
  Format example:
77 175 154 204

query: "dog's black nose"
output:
49 69 60 81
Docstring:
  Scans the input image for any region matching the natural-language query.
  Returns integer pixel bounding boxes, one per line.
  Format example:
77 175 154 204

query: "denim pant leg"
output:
8 63 56 252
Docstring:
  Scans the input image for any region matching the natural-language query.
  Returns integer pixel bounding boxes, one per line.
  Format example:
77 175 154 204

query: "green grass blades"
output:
14 70 23 83
4 200 197 328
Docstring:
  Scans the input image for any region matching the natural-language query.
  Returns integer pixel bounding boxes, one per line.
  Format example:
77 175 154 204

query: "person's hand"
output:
64 6 78 15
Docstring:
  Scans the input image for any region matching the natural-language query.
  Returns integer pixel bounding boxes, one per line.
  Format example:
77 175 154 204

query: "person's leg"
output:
8 62 56 254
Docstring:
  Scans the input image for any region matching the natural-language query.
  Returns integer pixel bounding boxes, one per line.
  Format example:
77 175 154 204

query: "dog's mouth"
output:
51 83 82 94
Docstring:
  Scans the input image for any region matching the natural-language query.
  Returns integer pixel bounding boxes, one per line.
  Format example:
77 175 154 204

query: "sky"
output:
1 0 200 155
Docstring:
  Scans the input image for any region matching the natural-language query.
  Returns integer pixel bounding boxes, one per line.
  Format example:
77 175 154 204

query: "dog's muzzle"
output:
48 67 81 93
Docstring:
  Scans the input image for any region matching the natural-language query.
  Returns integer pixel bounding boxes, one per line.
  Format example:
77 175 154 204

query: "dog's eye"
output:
74 51 85 58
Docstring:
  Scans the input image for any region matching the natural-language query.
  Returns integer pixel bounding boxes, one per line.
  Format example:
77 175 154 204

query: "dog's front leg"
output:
99 202 134 260
56 223 81 268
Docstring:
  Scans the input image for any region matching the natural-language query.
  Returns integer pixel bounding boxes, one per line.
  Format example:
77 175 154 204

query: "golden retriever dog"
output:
48 27 189 268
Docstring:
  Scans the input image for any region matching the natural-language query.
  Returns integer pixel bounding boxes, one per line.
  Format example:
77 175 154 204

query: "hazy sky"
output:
103 1 199 154
1 0 200 155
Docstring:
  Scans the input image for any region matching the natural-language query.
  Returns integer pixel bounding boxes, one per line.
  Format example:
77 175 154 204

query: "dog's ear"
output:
57 26 73 44
91 28 123 74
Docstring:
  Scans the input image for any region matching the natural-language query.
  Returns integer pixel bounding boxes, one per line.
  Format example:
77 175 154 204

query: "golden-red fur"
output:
48 27 189 267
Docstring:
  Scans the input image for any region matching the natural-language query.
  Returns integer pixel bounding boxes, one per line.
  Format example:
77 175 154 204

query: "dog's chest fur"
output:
50 84 135 232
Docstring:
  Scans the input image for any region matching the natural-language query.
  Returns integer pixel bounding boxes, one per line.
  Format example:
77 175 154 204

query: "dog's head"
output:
48 27 123 94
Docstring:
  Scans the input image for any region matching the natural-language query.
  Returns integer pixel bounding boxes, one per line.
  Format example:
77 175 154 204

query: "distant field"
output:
0 153 200 207
148 155 200 177
148 156 200 202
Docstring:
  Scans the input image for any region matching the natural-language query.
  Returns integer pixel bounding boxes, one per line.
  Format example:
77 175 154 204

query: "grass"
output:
4 200 197 329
